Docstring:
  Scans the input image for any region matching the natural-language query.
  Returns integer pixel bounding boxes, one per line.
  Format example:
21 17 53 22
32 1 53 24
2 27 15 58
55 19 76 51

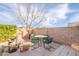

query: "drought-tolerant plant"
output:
0 24 16 43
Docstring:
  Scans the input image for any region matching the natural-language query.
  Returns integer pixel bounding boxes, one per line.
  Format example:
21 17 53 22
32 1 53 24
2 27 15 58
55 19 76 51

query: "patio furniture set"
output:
30 34 53 50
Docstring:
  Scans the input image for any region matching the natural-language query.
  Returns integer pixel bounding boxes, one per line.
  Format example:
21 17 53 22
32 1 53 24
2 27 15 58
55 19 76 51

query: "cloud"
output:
69 13 79 23
42 3 79 27
0 3 79 27
45 4 69 23
0 12 19 24
0 12 14 20
41 19 58 27
0 4 24 25
41 4 70 27
0 3 46 26
0 3 17 24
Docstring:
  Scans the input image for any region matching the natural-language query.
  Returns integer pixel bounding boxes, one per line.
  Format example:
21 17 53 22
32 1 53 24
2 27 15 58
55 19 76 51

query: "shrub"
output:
0 24 16 43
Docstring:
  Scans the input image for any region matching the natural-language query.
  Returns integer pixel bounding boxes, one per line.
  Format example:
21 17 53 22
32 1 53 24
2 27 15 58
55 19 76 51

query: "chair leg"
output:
43 43 46 48
48 43 55 49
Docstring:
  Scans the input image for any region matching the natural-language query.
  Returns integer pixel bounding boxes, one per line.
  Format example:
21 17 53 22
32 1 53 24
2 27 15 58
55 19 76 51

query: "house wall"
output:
33 27 79 45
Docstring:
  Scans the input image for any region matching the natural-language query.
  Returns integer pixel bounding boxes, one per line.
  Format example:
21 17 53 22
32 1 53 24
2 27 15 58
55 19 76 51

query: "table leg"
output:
37 38 40 47
38 38 42 47
40 39 44 47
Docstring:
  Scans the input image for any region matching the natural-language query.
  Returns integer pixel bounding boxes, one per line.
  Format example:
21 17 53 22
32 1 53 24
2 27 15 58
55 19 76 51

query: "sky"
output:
0 3 79 27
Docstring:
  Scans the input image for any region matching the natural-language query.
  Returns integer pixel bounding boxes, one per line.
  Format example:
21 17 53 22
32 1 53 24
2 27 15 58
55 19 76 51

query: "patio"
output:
0 38 79 56
0 27 79 56
31 42 79 56
31 42 61 56
0 3 79 56
30 27 79 56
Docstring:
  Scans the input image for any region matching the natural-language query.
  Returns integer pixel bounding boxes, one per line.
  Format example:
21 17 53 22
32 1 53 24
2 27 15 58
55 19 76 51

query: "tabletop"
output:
34 35 48 38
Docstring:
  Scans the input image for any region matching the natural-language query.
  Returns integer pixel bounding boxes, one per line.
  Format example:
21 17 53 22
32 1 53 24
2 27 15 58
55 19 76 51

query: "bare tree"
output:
0 3 46 40
13 3 46 29
12 3 46 39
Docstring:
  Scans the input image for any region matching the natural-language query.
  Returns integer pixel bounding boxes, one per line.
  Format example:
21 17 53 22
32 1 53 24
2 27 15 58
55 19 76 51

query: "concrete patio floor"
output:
31 42 61 56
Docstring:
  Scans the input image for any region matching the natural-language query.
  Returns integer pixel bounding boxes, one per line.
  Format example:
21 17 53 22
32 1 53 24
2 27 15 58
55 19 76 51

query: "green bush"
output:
0 24 16 43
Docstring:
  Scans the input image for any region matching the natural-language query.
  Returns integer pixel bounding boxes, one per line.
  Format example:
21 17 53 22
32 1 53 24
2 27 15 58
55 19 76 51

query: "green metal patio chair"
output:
43 36 53 49
30 34 39 50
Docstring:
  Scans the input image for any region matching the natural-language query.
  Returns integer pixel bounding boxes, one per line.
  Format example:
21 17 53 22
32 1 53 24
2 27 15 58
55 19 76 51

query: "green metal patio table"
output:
34 35 48 47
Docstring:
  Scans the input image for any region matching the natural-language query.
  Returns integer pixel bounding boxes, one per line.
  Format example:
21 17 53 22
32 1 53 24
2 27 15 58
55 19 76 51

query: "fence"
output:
33 27 79 45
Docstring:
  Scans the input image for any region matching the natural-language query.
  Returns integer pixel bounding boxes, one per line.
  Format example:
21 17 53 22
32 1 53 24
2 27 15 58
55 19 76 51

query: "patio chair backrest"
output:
30 34 39 43
43 37 53 44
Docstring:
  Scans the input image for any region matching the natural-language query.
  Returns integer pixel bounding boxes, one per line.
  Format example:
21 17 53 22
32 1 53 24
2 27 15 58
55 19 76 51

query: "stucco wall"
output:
33 27 79 45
